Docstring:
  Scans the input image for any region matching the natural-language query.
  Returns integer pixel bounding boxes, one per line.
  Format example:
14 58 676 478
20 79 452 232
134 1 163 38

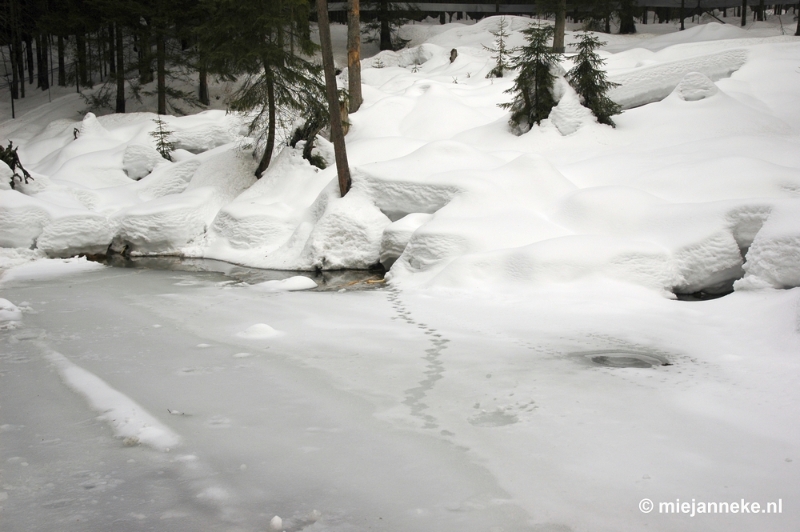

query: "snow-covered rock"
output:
123 144 165 180
672 71 719 101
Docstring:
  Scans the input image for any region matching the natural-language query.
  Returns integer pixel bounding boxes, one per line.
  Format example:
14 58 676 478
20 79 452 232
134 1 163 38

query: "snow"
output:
251 276 318 292
0 297 22 328
2 16 800 532
44 348 181 451
3 18 798 294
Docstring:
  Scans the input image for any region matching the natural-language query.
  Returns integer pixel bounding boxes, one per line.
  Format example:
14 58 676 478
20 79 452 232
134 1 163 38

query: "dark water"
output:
92 254 386 291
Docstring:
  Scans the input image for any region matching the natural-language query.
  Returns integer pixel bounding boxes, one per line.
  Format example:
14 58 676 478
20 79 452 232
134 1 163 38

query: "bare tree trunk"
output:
156 29 166 114
57 35 65 86
139 22 153 84
317 0 351 197
553 0 566 52
36 34 49 90
10 43 19 98
15 36 25 97
796 5 800 34
109 24 116 75
24 35 33 84
76 32 89 86
741 0 747 25
680 0 686 29
347 0 362 112
198 64 209 105
379 0 392 51
255 73 276 178
116 24 126 113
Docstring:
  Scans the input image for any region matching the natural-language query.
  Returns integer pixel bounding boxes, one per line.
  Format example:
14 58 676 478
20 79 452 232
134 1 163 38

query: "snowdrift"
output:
2 18 800 296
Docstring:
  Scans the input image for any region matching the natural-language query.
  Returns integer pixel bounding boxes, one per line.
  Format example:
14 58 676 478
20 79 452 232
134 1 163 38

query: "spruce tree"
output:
501 23 560 134
566 32 621 127
150 117 175 161
484 17 513 79
200 0 325 177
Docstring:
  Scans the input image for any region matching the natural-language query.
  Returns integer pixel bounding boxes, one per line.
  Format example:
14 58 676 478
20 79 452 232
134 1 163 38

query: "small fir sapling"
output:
500 23 561 134
566 32 621 126
150 117 175 161
484 17 513 78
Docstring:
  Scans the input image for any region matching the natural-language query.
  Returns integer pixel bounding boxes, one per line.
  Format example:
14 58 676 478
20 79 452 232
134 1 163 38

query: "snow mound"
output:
172 122 237 154
123 144 165 180
79 112 113 138
113 148 256 256
37 213 116 257
672 72 718 101
299 185 391 270
236 323 283 339
736 204 800 290
609 48 747 109
136 159 201 200
380 213 434 268
251 276 317 292
46 349 180 451
549 79 597 135
0 298 23 328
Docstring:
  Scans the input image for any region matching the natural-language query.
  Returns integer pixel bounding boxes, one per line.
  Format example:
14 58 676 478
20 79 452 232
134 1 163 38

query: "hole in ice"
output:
576 350 669 368
468 409 518 427
590 356 655 368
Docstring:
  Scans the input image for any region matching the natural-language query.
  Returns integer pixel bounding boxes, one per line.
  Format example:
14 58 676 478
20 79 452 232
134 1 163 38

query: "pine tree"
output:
200 0 326 178
483 17 513 79
150 117 175 160
566 32 621 127
501 23 560 134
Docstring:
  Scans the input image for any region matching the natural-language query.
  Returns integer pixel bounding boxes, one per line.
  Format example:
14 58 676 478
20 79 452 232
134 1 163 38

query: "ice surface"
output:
1 262 798 532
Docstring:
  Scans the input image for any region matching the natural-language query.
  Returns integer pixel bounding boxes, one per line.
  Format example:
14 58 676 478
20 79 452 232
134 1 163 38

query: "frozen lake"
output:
1 261 798 531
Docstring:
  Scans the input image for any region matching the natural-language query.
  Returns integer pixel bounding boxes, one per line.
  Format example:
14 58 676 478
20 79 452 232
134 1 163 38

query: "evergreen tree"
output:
566 32 621 127
200 0 326 177
501 23 560 134
150 117 175 160
483 16 512 79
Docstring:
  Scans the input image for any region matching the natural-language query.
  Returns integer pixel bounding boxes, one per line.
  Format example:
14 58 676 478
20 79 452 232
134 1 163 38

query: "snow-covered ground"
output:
1 16 800 532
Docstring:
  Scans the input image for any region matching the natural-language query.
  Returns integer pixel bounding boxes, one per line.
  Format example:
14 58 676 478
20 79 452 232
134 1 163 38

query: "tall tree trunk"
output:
76 32 88 86
10 43 19 98
680 0 686 29
198 63 209 105
347 0 363 112
57 36 66 86
618 0 637 33
36 34 49 90
116 24 126 113
15 37 25 97
317 0 352 197
757 0 765 19
255 72 276 178
156 29 166 114
379 0 392 51
139 23 153 84
741 0 747 25
796 6 800 34
24 35 33 83
109 24 116 74
553 0 566 51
